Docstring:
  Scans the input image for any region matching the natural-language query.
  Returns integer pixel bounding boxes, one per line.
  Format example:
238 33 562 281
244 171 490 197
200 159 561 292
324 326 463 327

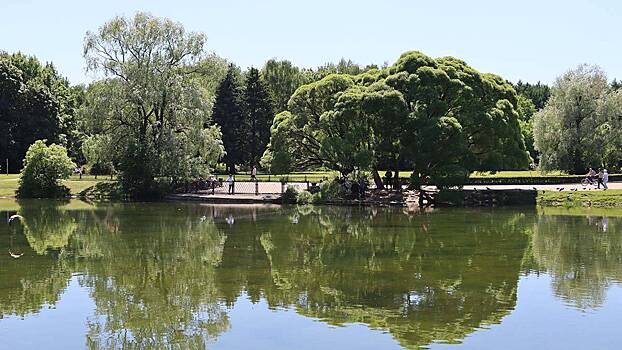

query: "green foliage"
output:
534 64 622 173
261 59 308 113
82 13 224 198
266 51 529 186
514 81 551 110
296 190 314 205
0 56 59 173
212 64 246 173
17 140 76 198
429 165 469 189
0 52 85 168
314 178 348 202
244 67 275 167
280 185 298 204
516 94 537 162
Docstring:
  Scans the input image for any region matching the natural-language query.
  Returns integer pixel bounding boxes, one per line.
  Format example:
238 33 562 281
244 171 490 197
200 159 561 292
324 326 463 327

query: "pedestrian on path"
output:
603 169 609 190
384 170 393 190
597 168 604 189
227 174 234 194
251 165 257 181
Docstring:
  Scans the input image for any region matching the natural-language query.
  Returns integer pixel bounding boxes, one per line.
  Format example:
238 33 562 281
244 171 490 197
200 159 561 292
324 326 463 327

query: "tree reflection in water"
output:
0 201 72 319
530 211 622 310
2 201 622 349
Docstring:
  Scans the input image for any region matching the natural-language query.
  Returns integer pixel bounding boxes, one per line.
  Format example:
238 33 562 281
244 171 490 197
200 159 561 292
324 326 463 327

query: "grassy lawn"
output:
0 174 112 198
538 189 622 207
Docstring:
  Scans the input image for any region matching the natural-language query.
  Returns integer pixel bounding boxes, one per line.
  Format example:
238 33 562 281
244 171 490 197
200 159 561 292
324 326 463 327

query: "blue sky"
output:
1 0 620 85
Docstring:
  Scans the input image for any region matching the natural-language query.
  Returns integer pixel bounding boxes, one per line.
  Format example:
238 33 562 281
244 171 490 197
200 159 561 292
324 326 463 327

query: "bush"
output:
297 190 314 205
429 165 469 190
281 185 298 204
17 140 76 198
313 178 348 203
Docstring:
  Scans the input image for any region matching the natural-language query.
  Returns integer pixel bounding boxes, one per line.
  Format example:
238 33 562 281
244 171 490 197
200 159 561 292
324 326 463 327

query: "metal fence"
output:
190 180 310 195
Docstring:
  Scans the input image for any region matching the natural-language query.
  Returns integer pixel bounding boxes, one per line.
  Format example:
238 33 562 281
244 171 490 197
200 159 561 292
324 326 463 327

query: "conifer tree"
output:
244 68 275 167
212 65 246 173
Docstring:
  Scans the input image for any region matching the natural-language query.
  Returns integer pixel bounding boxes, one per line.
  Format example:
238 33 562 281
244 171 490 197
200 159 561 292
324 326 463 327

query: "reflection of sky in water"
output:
430 274 622 350
0 275 94 349
1 274 621 349
2 202 622 349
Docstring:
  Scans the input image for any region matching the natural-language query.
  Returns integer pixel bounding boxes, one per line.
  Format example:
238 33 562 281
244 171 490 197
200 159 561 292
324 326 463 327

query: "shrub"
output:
429 165 469 190
281 185 298 204
17 140 76 198
314 178 348 202
297 190 314 205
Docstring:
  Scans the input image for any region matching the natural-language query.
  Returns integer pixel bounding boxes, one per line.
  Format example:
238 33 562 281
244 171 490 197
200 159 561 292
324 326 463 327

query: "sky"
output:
1 0 620 86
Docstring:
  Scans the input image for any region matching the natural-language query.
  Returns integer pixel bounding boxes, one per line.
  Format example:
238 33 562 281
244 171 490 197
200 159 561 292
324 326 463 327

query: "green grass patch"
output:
79 181 126 200
0 174 113 198
538 189 622 207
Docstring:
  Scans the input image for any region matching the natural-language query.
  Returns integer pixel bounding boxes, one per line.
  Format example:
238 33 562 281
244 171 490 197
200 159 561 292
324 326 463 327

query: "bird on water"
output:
7 214 25 258
8 214 23 224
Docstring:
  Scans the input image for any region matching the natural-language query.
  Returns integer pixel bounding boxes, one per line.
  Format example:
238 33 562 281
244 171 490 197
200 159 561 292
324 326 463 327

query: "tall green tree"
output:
261 59 307 113
82 12 224 197
2 53 85 164
243 68 274 167
514 81 551 110
212 65 246 173
264 51 529 187
516 94 537 163
0 53 84 173
533 64 622 173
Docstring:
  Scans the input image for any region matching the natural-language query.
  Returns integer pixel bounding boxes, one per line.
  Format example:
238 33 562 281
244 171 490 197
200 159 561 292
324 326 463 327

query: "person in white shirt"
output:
226 174 234 194
603 169 609 190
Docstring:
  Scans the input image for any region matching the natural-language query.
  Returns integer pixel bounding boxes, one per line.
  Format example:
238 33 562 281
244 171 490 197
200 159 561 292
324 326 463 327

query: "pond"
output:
0 199 621 349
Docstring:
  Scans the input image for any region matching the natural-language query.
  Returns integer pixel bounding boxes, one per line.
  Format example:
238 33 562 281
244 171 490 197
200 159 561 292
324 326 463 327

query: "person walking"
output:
597 168 604 189
227 174 234 194
251 165 257 181
603 169 609 190
384 170 393 190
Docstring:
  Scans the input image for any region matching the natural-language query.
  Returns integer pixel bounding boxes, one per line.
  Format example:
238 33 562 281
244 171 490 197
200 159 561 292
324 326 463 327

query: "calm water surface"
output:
0 199 621 349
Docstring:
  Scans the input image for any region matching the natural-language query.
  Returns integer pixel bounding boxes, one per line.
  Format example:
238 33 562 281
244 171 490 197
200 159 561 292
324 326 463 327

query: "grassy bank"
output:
538 189 622 207
0 174 111 198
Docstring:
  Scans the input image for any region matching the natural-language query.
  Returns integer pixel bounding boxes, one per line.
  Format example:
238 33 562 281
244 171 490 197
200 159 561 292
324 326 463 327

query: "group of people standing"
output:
587 167 609 189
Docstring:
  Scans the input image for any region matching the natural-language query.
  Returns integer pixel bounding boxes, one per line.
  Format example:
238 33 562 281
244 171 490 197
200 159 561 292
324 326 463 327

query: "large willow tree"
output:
263 51 529 187
82 13 224 197
533 65 622 173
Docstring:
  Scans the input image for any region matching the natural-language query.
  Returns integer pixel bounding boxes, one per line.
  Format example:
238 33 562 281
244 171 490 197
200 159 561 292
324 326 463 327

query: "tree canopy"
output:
17 140 76 198
0 53 83 173
264 51 529 185
82 12 224 197
243 67 274 167
534 65 622 173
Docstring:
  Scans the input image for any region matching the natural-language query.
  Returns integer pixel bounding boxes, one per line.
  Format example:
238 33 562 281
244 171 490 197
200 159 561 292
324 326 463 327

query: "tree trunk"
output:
227 163 236 175
372 168 383 190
